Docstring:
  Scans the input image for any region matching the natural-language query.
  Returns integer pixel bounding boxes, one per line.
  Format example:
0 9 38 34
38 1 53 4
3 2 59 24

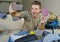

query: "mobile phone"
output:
12 4 23 11
42 8 48 17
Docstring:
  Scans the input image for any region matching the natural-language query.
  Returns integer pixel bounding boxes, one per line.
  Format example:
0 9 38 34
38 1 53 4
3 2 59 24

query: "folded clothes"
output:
15 34 37 42
8 30 50 42
0 12 7 19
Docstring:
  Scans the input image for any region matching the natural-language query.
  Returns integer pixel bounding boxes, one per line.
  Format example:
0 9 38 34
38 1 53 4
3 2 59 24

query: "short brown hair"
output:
31 1 41 8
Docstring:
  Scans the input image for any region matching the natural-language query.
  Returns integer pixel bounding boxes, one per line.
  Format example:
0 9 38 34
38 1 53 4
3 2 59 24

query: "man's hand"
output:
9 2 16 14
37 17 46 30
40 17 46 23
37 23 45 30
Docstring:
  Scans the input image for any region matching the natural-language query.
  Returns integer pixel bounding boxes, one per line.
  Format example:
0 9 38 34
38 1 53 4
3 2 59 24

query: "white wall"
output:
22 0 39 10
22 0 60 15
0 0 21 13
38 0 60 15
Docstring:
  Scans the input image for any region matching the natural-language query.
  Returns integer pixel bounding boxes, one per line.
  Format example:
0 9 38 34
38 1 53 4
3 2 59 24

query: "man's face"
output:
31 5 41 18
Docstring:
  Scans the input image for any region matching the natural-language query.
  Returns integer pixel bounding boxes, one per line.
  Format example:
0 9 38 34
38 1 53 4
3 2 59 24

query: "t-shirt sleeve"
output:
19 11 31 21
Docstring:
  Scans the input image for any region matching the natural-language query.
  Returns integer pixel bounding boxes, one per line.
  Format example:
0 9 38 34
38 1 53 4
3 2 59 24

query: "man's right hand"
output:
9 3 16 14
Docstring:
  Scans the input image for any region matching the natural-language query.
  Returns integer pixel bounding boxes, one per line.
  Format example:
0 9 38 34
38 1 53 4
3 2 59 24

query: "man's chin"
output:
32 15 37 18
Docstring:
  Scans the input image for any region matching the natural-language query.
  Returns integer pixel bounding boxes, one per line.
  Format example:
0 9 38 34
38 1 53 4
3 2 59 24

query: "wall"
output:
39 0 60 15
22 0 37 11
0 0 21 13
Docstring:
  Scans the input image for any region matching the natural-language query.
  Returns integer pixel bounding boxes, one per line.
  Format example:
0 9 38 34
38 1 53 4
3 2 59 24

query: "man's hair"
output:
31 1 41 8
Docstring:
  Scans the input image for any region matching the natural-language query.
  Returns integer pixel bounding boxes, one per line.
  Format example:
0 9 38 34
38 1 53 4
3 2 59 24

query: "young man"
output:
8 1 50 42
18 1 47 32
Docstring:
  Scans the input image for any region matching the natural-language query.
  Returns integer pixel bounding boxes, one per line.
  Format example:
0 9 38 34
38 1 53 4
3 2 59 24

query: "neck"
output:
33 16 38 19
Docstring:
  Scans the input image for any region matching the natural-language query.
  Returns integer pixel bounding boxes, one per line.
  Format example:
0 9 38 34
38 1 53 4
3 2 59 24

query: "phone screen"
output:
12 4 23 11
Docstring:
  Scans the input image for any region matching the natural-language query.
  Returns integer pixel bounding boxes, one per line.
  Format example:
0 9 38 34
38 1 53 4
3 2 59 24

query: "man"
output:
9 1 50 35
18 1 47 32
8 1 50 42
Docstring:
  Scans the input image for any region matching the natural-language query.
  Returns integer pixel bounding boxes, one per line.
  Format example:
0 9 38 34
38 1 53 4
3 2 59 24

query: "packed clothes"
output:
8 30 50 42
45 14 59 29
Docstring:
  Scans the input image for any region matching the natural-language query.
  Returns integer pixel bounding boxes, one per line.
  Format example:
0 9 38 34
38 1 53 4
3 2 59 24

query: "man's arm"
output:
18 11 31 22
37 13 50 30
37 17 45 30
19 11 28 17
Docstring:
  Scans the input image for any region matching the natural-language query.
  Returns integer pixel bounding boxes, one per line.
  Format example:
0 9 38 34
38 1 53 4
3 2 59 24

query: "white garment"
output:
43 34 60 42
0 14 24 34
11 34 26 41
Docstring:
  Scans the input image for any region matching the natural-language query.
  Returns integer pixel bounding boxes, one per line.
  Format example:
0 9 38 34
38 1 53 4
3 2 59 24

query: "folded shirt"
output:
0 12 7 19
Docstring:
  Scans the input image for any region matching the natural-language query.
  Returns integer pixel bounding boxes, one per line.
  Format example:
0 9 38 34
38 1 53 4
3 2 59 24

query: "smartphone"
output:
42 8 48 17
12 4 23 11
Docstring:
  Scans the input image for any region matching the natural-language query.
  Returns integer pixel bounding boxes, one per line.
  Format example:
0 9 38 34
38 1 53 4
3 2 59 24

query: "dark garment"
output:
8 30 50 42
15 34 37 42
0 12 7 19
45 20 59 29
